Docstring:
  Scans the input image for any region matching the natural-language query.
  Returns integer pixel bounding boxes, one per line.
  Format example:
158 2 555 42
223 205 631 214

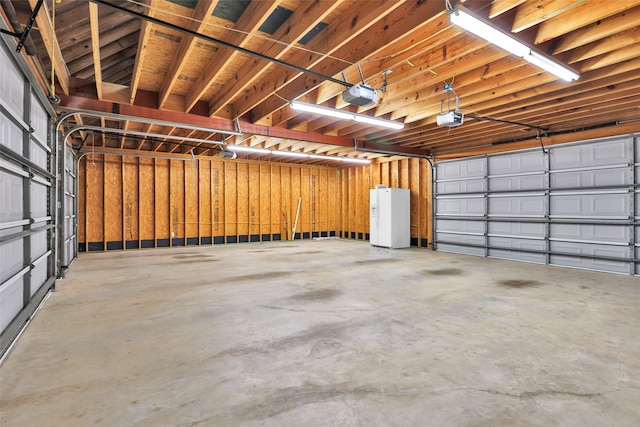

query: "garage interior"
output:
1 0 639 425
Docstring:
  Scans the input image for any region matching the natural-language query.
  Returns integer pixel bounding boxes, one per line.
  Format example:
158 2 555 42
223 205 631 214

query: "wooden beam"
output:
206 0 343 117
553 6 640 53
130 0 159 104
489 0 527 18
237 0 411 120
89 2 103 100
58 93 364 148
28 0 70 94
158 0 219 109
184 0 281 112
245 1 437 124
534 0 640 44
566 27 640 63
433 120 640 161
512 0 587 33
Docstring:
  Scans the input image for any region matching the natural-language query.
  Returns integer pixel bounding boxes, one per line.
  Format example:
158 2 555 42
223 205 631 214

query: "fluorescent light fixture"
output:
449 7 529 57
449 6 579 82
290 100 404 130
354 114 405 130
340 157 371 164
226 145 270 154
225 145 371 164
526 51 580 82
290 101 354 120
271 150 310 158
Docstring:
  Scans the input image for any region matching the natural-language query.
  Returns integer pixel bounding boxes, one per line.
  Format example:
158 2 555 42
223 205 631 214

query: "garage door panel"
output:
550 241 631 260
489 151 545 175
29 93 48 142
489 248 546 264
1 38 57 356
489 194 545 216
436 232 485 247
436 219 485 234
550 193 629 218
550 223 629 244
0 115 23 154
30 262 48 298
0 239 23 284
488 221 545 238
0 45 24 113
436 243 485 256
436 178 486 194
551 167 631 189
30 228 47 259
30 181 49 219
436 197 484 216
0 274 24 336
0 167 23 224
29 140 48 171
489 174 546 192
551 138 630 169
488 236 545 251
437 157 486 180
435 135 636 276
550 254 630 274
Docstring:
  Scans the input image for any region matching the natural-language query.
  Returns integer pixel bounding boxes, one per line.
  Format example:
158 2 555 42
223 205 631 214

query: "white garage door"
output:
434 135 639 275
1 32 58 356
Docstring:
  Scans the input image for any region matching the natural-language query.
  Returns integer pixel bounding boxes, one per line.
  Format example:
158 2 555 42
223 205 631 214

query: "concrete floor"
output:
1 240 639 426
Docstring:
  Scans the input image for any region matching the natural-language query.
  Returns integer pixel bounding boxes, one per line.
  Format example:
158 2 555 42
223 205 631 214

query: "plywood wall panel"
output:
290 167 301 237
155 159 170 243
138 158 154 241
212 161 224 238
79 156 425 250
123 157 139 244
78 157 86 244
259 165 271 238
280 165 291 239
237 163 249 238
329 169 339 233
170 160 185 241
184 161 198 242
198 160 212 239
249 163 260 237
301 168 310 235
224 162 237 237
381 162 389 187
270 165 281 238
410 158 420 241
104 155 123 244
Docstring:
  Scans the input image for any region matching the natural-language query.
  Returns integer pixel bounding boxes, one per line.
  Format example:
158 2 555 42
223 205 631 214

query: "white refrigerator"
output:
369 187 410 248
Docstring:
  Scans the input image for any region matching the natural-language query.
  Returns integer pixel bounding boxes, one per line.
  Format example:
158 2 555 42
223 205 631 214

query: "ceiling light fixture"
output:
290 101 405 130
449 6 579 82
225 145 371 164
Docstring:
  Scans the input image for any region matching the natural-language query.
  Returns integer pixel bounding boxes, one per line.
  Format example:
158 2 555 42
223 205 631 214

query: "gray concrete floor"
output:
1 239 639 426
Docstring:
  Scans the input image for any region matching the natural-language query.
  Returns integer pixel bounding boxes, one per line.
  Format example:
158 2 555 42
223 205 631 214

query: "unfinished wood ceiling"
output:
4 0 640 162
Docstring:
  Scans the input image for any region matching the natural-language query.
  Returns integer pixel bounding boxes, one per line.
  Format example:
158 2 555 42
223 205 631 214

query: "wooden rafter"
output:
184 0 282 113
88 1 102 100
157 0 219 109
206 0 344 117
28 0 70 95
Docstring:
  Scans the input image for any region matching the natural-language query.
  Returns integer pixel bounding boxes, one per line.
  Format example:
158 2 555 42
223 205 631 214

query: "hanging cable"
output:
536 129 548 154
